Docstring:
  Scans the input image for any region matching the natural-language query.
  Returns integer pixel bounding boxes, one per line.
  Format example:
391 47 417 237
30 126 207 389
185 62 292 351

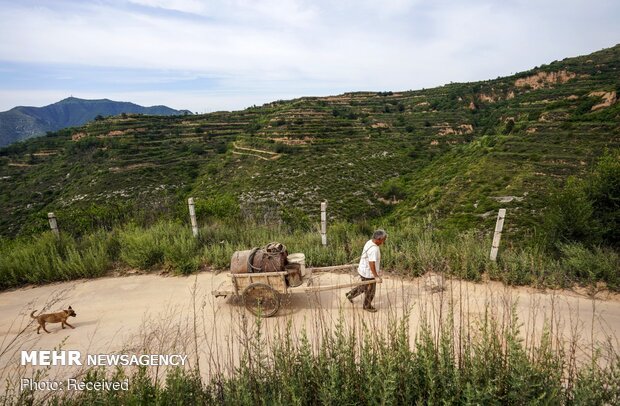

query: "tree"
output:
588 151 620 246
545 177 599 246
544 150 620 248
502 119 515 134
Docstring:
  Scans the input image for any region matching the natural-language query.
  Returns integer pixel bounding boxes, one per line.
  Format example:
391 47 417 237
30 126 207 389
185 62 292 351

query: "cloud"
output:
0 0 618 112
128 0 210 15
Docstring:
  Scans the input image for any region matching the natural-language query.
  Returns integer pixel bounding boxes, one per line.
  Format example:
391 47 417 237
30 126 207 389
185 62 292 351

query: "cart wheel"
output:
243 283 280 317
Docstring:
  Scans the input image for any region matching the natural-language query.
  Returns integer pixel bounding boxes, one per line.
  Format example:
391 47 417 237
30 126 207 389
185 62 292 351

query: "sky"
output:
0 0 619 113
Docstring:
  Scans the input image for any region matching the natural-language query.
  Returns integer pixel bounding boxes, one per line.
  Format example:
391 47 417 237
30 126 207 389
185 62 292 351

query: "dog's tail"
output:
30 311 37 318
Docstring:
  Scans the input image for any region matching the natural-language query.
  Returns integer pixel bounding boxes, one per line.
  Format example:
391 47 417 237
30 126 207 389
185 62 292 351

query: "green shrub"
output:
279 206 311 232
118 221 201 274
118 224 167 269
195 194 240 221
560 243 620 289
379 178 407 201
163 231 200 275
274 143 300 154
59 231 112 279
502 118 515 134
543 150 620 248
574 98 597 115
544 177 601 246
588 151 620 246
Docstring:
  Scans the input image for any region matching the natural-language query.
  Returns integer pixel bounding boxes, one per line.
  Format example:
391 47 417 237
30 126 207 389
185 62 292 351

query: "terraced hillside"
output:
0 45 619 238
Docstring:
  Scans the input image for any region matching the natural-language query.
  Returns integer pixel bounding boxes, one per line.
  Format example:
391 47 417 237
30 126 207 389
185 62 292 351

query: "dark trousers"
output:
347 276 376 309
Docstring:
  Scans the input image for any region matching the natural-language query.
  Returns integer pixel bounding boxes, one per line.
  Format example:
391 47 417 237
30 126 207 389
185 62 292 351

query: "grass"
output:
1 219 618 292
0 231 112 289
118 221 200 274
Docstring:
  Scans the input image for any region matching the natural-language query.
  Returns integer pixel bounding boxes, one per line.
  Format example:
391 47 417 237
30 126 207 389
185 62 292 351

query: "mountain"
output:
0 45 619 238
0 97 192 147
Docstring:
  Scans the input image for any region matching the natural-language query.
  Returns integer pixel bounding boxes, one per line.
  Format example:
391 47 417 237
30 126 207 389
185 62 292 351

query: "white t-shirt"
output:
358 239 381 279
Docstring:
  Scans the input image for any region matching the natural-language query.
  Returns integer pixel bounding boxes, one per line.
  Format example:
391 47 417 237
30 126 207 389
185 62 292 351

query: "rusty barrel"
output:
230 249 253 274
229 248 287 274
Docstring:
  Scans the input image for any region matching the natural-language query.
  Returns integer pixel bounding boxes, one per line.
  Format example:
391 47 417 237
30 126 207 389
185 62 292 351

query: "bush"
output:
195 194 240 221
279 206 311 232
502 118 515 134
118 224 166 269
274 144 300 154
118 221 201 274
543 150 620 248
56 202 134 235
544 177 601 246
560 243 620 289
574 98 597 116
588 151 620 246
163 231 200 274
379 178 407 201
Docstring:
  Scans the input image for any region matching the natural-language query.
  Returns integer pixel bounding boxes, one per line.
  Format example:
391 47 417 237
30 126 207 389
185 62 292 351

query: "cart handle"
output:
304 278 381 293
306 264 356 273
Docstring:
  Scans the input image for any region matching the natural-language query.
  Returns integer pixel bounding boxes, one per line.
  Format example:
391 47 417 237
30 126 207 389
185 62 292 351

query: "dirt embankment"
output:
514 70 579 90
589 90 617 111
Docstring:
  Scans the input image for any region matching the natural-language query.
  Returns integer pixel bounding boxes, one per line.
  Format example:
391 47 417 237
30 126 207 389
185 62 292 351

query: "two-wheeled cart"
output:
212 251 380 317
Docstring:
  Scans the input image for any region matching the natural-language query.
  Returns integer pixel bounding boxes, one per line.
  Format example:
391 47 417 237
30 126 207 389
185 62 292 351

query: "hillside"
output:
0 45 619 239
0 97 191 147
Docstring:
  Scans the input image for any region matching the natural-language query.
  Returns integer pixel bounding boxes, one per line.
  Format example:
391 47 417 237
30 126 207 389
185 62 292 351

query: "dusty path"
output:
1 272 619 394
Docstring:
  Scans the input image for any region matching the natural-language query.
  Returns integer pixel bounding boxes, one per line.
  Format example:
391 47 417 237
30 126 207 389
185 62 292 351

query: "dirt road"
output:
1 272 619 394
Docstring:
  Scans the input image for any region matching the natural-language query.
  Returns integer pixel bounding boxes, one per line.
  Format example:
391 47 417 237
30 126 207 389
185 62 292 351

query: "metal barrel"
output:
230 250 253 274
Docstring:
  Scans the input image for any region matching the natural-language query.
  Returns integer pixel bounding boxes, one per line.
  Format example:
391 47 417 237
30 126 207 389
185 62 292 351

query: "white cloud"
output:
128 0 209 15
0 0 618 112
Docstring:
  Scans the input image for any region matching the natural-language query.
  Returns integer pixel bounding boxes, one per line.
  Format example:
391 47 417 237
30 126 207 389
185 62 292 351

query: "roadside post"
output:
489 209 506 261
188 197 199 238
321 201 327 246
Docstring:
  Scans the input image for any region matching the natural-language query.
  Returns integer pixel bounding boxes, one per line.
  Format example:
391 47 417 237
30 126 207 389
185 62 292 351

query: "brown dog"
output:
30 306 77 334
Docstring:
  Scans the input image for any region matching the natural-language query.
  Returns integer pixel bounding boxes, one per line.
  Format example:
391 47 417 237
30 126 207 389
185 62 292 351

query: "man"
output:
345 229 387 312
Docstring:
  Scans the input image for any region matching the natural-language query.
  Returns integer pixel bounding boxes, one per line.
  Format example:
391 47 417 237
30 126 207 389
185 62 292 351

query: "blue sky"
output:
0 0 619 113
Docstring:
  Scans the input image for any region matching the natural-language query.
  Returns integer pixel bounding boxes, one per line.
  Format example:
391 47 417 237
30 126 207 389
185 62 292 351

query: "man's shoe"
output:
363 306 378 313
345 293 354 304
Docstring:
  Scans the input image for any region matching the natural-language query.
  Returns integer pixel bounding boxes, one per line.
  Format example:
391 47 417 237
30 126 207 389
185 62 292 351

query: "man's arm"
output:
369 261 382 282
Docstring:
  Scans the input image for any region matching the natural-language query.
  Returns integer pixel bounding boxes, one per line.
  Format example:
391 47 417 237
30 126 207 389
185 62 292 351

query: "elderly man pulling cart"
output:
212 230 387 317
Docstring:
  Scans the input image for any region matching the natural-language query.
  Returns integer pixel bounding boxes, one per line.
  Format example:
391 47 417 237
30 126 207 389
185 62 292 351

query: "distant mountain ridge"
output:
0 97 191 147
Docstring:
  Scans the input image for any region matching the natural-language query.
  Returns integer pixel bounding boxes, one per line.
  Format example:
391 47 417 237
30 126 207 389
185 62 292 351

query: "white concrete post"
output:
489 208 506 261
188 197 198 238
48 212 59 237
320 201 327 246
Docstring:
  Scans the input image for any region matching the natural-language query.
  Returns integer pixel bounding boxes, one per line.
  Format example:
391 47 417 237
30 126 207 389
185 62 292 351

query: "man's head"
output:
372 229 388 245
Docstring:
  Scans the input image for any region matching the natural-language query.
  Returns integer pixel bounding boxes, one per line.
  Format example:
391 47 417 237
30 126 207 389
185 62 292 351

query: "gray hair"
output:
372 229 387 240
